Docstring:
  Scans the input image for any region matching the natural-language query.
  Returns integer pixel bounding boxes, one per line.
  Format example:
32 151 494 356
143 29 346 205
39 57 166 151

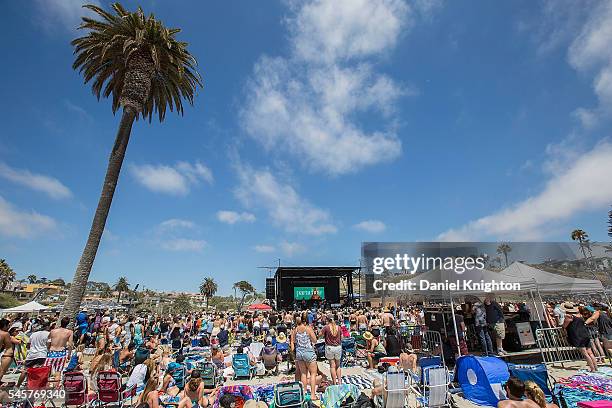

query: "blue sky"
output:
1 0 612 294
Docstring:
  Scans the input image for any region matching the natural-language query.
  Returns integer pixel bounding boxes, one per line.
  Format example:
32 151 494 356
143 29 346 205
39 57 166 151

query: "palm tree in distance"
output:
61 3 202 321
27 275 37 284
200 277 218 310
0 260 15 291
496 243 512 267
114 277 129 303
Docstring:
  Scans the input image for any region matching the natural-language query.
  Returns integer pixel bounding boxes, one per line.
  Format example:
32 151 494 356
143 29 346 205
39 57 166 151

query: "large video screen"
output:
294 286 325 300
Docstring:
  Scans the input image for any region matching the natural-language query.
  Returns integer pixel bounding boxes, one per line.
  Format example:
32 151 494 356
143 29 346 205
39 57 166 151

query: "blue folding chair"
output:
232 353 255 379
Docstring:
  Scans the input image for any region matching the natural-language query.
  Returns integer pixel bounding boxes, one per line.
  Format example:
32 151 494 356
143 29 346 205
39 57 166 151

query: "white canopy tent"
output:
499 261 604 293
0 300 48 315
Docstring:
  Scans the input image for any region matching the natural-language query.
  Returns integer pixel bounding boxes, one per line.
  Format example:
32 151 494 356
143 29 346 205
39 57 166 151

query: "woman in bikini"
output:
0 319 22 383
178 370 204 408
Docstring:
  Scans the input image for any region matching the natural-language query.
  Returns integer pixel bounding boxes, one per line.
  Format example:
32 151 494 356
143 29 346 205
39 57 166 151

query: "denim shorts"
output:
296 349 316 363
325 345 342 361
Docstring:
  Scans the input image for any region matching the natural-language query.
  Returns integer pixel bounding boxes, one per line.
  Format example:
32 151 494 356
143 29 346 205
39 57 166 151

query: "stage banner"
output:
294 286 326 300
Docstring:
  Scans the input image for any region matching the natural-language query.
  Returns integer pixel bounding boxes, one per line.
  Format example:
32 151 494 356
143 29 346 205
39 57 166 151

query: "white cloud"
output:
0 162 72 200
217 211 256 225
567 0 612 126
160 238 206 252
130 161 213 195
290 0 409 63
0 196 56 238
354 220 386 233
279 241 305 256
254 245 276 253
241 0 419 175
438 142 612 241
158 218 196 230
235 164 336 235
35 0 100 32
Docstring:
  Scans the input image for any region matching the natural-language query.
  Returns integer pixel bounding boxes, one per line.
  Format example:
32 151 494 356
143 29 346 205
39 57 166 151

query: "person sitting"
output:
524 381 559 408
178 369 204 408
114 342 135 374
162 354 188 393
137 374 161 408
364 331 386 369
261 338 281 374
498 377 539 408
127 358 156 393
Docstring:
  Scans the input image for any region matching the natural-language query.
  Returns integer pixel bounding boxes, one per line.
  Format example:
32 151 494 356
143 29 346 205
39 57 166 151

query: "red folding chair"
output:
64 371 97 407
21 365 57 408
96 370 136 408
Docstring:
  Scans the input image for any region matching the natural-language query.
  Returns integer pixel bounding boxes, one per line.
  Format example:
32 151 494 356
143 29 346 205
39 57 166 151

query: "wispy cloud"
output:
0 162 72 200
217 211 256 225
35 0 100 33
241 0 426 175
160 238 206 252
354 220 386 233
130 161 213 196
158 218 196 231
0 196 57 238
235 163 336 235
438 141 612 241
254 245 276 253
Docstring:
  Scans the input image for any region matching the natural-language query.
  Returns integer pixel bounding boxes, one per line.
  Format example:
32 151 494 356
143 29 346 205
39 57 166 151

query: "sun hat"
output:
244 400 267 408
561 302 579 314
277 332 287 343
363 331 374 341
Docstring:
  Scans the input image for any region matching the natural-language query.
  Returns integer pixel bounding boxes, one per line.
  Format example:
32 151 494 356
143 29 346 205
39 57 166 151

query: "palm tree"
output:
0 260 15 290
27 275 37 284
114 277 129 303
199 277 218 310
100 286 113 299
496 243 512 267
233 280 255 311
571 229 595 271
60 3 203 321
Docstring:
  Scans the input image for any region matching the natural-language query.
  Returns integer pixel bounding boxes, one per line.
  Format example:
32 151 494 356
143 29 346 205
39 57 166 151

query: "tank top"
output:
295 328 313 351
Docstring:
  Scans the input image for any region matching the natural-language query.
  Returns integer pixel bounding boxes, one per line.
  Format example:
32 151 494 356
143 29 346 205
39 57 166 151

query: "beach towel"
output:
341 375 373 390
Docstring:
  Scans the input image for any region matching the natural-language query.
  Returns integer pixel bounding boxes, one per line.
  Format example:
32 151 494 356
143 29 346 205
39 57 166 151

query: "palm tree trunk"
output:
504 253 508 267
117 290 122 303
60 107 137 323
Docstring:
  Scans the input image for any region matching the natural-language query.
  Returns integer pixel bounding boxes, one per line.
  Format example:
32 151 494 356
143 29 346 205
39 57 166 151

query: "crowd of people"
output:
0 297 607 407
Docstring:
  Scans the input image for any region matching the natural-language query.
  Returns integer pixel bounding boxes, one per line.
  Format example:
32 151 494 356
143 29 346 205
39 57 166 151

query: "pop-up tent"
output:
499 262 604 293
0 300 48 314
456 356 509 406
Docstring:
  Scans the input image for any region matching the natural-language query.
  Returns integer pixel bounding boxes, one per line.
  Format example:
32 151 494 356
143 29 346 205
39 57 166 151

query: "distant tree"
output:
51 278 66 286
0 260 15 290
101 286 113 299
114 277 130 302
38 277 48 284
571 229 592 262
200 277 218 310
172 294 192 314
27 275 37 284
496 243 512 267
233 280 255 311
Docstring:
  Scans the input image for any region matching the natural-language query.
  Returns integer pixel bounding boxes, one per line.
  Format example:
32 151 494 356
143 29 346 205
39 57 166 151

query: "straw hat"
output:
363 331 374 341
277 332 287 343
244 400 267 408
561 302 579 314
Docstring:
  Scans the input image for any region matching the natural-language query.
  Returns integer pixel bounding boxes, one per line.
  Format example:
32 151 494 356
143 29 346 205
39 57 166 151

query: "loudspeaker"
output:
265 278 276 299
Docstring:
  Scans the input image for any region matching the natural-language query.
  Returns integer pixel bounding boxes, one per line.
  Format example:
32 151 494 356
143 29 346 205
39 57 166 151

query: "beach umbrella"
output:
247 303 272 311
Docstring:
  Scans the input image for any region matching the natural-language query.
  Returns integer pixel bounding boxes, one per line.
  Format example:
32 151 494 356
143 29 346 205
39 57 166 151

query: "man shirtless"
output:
356 313 368 332
382 309 395 330
498 377 539 408
46 317 74 379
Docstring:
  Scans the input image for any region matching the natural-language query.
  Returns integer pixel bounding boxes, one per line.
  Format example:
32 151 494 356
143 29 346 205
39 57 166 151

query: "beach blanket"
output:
252 384 275 404
561 387 612 408
559 373 612 396
341 375 373 390
214 385 254 408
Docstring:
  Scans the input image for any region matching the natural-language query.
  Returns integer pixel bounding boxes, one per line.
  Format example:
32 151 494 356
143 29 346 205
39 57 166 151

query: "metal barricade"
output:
535 327 582 366
420 329 445 367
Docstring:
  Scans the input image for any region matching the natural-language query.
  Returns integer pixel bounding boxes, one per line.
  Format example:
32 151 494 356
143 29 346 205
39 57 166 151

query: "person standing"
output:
46 317 74 380
474 301 494 356
17 321 50 386
291 313 318 401
321 314 342 385
484 297 507 355
562 303 597 372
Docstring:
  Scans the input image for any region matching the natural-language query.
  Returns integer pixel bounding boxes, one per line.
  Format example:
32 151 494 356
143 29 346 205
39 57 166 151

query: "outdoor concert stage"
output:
270 266 360 309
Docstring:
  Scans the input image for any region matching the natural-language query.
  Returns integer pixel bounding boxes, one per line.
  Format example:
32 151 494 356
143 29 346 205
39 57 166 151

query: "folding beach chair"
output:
97 370 136 408
262 347 280 375
383 366 409 408
274 381 307 408
412 366 451 408
201 361 223 388
12 365 56 408
249 342 265 362
341 337 356 367
321 384 361 408
232 353 255 379
64 371 98 407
